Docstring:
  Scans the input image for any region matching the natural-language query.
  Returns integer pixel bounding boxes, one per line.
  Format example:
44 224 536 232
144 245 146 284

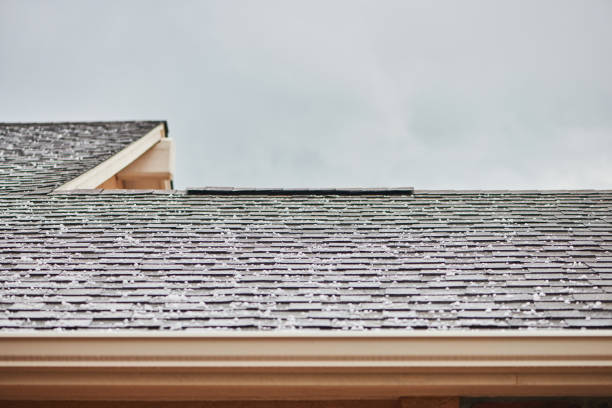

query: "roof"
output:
0 121 164 194
0 122 611 331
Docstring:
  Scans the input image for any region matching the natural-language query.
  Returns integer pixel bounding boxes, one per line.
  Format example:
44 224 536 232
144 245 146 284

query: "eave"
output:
1 331 611 400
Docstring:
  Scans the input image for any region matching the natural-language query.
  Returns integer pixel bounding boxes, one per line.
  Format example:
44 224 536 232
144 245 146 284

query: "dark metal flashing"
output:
186 187 415 195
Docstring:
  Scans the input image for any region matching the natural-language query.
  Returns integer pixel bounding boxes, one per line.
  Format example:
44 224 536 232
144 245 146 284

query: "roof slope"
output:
1 190 611 330
0 121 163 193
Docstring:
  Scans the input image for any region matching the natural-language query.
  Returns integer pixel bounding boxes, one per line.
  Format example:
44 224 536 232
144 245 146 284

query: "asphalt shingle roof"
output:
0 121 162 193
0 122 611 331
1 190 611 330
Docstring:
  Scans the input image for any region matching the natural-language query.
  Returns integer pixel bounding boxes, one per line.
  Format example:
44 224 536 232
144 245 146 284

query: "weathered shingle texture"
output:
1 122 611 330
0 121 161 193
1 190 611 330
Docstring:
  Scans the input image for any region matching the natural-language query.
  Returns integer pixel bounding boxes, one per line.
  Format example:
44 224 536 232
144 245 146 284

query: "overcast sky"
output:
1 0 611 189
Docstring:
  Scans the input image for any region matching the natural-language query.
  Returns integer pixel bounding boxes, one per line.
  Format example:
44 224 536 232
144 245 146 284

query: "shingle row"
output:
0 190 611 330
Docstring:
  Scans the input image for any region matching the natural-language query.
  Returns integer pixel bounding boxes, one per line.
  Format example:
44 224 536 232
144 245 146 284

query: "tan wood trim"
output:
1 369 611 400
0 401 402 408
400 397 459 408
108 137 175 189
54 123 165 191
117 138 174 181
98 174 123 189
2 331 612 367
0 331 611 400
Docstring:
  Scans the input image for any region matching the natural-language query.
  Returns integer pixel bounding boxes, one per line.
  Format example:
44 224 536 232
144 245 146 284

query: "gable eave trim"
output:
54 123 166 191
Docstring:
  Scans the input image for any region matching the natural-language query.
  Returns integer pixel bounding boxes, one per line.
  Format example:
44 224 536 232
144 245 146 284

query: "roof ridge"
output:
416 189 612 193
185 187 414 195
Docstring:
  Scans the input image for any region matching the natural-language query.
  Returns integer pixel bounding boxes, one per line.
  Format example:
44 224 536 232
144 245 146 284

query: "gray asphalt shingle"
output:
0 190 611 330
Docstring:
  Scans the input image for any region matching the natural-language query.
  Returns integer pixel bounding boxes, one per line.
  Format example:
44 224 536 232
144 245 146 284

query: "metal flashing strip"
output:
1 331 611 400
186 187 415 195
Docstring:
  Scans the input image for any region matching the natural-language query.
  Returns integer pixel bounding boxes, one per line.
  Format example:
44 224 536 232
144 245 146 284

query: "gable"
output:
0 121 168 194
55 123 174 191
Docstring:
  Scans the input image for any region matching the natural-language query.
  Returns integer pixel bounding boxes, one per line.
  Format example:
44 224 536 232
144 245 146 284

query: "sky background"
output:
1 0 611 189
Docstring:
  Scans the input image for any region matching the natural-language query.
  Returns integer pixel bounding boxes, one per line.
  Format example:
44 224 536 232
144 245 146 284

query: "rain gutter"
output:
1 330 611 400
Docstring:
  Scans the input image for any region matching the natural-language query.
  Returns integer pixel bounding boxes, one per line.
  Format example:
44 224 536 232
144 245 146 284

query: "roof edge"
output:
415 189 612 193
3 329 612 337
0 119 167 126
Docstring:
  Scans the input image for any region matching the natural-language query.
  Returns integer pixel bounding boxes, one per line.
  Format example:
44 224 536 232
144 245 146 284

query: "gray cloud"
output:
1 0 611 188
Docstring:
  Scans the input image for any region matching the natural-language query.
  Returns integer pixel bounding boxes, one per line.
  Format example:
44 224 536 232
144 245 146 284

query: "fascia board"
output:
54 123 165 191
0 330 612 400
2 330 612 368
1 331 612 400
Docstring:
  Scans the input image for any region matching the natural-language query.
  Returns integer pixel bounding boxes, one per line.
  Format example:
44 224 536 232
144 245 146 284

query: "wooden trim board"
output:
0 400 452 408
118 138 174 181
1 331 611 400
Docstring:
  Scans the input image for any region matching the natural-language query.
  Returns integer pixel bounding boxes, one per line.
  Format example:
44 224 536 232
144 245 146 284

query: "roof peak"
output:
0 120 165 126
